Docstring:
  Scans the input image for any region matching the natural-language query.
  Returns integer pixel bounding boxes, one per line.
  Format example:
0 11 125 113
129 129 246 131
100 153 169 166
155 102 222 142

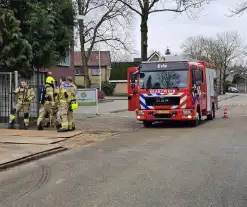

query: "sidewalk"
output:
0 129 84 170
74 100 127 119
0 113 137 170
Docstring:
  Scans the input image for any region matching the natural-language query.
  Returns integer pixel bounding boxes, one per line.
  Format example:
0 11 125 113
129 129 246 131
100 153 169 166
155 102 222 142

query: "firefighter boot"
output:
56 124 61 130
8 121 14 129
44 122 50 128
57 127 68 132
24 124 28 130
37 124 43 130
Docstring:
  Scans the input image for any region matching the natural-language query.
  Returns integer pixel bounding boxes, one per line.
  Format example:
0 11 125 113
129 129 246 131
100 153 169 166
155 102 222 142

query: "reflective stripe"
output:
61 122 68 127
60 100 67 103
24 119 29 126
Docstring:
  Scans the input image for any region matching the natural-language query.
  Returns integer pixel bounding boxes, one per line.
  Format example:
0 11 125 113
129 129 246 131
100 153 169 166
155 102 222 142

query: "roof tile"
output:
74 51 111 66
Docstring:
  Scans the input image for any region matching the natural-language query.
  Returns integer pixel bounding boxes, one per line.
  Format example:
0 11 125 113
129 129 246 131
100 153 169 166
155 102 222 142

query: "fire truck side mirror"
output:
140 73 145 78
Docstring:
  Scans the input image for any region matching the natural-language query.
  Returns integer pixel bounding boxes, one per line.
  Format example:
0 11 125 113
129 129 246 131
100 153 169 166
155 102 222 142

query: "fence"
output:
232 84 246 92
0 71 45 126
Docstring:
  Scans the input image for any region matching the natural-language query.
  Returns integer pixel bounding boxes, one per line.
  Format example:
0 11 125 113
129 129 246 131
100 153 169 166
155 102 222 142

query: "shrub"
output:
98 90 105 99
101 81 116 96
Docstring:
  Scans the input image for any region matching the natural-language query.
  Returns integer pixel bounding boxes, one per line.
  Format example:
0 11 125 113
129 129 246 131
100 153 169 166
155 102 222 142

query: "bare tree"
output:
118 0 212 61
229 1 247 16
181 31 246 94
181 36 209 60
75 0 132 87
214 31 245 93
110 47 137 61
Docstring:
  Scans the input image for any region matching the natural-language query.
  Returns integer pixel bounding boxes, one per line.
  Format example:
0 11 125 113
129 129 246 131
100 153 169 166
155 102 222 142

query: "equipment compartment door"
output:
127 67 138 111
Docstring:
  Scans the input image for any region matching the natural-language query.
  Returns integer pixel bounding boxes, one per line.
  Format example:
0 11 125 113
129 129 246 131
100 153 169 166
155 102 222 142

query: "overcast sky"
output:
132 0 247 57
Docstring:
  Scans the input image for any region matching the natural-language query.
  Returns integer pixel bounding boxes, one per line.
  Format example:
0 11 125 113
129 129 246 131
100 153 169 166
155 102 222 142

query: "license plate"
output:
156 110 170 114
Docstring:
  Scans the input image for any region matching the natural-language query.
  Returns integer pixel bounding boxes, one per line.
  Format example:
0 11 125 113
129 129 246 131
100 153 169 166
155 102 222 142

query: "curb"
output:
99 99 114 103
110 109 128 113
0 147 67 171
218 95 238 109
105 98 127 100
218 94 238 102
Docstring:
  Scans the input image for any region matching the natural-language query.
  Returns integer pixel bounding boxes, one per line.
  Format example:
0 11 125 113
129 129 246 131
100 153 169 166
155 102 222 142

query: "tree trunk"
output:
79 20 91 88
222 68 227 94
140 17 148 61
219 67 222 94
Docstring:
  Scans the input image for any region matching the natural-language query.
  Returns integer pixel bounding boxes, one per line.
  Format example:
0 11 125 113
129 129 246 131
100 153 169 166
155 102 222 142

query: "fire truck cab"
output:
127 60 217 127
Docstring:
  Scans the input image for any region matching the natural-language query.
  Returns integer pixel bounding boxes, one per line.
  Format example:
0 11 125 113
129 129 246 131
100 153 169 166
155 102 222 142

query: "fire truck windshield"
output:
139 70 188 89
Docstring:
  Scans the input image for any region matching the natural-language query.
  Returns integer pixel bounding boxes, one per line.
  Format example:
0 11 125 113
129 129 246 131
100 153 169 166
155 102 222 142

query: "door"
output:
193 69 206 110
200 69 207 110
127 67 138 111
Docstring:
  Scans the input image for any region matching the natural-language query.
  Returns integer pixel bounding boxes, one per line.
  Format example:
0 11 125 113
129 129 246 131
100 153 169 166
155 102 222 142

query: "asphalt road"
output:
1 94 247 207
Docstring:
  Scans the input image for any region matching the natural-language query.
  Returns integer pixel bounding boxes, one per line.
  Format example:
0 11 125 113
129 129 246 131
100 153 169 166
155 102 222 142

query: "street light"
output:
98 43 101 91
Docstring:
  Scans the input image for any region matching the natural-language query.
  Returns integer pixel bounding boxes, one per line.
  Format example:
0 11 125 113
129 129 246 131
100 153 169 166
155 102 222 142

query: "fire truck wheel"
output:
143 121 152 128
207 103 215 120
189 111 201 127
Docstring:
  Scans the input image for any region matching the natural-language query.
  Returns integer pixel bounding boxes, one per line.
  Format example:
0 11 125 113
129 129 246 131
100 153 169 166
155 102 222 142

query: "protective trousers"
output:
57 103 68 130
37 104 58 127
68 109 75 130
9 103 29 127
42 113 50 127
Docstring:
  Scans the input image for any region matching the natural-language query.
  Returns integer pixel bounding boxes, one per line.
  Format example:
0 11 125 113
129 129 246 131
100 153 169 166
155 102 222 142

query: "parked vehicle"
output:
127 59 217 127
228 87 239 93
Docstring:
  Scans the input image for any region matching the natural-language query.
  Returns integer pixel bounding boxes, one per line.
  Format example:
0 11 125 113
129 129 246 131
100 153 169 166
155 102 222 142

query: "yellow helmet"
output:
46 76 55 84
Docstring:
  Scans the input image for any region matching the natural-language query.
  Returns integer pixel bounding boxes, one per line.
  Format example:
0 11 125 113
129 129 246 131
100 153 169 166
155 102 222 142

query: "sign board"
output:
140 61 189 71
77 88 99 114
77 88 98 105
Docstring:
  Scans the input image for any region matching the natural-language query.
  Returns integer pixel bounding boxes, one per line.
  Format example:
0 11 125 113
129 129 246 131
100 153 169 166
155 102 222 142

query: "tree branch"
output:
117 0 142 16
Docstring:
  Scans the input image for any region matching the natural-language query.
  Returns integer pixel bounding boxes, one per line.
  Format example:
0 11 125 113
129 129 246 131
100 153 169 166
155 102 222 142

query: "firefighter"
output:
9 80 35 129
57 76 69 132
66 76 78 131
42 74 55 128
37 76 59 130
51 80 60 127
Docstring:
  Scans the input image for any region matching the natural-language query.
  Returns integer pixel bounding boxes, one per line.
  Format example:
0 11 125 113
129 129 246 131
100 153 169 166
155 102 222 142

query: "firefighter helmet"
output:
46 76 55 84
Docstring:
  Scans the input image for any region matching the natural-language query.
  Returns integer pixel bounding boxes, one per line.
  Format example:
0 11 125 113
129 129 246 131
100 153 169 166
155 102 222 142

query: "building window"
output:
75 68 84 75
58 51 70 66
91 68 100 76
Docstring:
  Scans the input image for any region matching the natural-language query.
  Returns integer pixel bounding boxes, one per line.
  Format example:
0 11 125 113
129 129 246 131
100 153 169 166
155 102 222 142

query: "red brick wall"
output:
41 50 75 81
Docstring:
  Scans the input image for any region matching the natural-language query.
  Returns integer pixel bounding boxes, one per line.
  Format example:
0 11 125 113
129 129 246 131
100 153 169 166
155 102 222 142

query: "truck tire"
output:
207 103 215 120
189 111 201 127
143 121 152 128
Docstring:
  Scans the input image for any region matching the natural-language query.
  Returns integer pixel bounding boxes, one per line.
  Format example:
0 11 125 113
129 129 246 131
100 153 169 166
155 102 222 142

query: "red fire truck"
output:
127 59 217 127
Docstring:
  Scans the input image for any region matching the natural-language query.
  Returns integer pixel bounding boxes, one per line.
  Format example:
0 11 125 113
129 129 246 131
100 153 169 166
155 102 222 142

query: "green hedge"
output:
110 62 139 80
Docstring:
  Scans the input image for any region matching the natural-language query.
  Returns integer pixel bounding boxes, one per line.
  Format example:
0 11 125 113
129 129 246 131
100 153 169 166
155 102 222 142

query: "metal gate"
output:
0 71 45 125
0 72 17 124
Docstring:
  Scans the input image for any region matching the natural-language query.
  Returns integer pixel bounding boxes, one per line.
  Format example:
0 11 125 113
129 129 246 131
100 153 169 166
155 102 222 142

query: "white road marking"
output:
55 179 64 184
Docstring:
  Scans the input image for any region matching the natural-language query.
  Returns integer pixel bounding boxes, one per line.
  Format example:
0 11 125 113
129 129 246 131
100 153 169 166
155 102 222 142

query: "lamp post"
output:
98 43 101 91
